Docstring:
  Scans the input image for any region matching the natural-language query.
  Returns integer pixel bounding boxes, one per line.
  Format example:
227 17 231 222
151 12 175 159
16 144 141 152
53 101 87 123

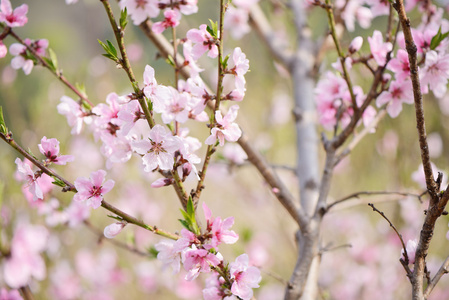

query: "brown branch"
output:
424 255 449 298
19 286 35 300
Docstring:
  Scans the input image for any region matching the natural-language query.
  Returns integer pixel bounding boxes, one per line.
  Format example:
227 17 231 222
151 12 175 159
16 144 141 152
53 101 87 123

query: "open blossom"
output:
230 47 249 91
131 124 180 171
203 203 239 248
229 254 261 300
73 170 115 209
152 9 181 34
186 24 219 60
104 222 127 239
3 224 49 289
223 5 251 40
15 158 43 202
387 49 410 82
420 50 449 98
152 86 190 124
0 0 28 27
155 239 182 274
368 30 393 66
9 43 33 75
117 100 144 136
38 136 74 165
183 245 223 281
159 0 198 15
205 105 242 146
376 80 413 118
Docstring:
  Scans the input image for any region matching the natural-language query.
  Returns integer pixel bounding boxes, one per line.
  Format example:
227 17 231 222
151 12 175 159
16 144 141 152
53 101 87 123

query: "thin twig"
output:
19 286 35 300
424 255 449 298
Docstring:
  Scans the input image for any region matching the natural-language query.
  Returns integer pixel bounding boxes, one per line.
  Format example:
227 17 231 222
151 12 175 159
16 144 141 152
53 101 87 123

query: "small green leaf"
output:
430 27 449 50
222 54 230 69
166 55 175 67
107 214 124 221
148 246 159 258
0 106 7 135
51 176 66 188
98 39 118 61
42 57 56 72
106 40 118 57
207 19 218 38
120 8 128 30
178 219 190 230
48 48 59 73
27 148 38 160
186 197 195 216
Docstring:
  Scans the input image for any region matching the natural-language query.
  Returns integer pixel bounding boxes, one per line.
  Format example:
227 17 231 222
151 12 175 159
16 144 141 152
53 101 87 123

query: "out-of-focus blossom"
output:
9 43 32 75
0 0 28 27
420 50 449 98
2 224 49 288
152 9 181 34
222 143 247 165
224 6 250 40
49 261 81 300
0 41 7 58
159 0 198 15
338 0 372 32
155 239 182 274
387 49 410 82
0 288 23 300
229 47 249 91
349 36 363 53
15 158 43 202
205 105 242 146
104 222 127 239
73 169 115 209
65 200 91 227
229 254 261 300
119 0 159 25
38 136 74 165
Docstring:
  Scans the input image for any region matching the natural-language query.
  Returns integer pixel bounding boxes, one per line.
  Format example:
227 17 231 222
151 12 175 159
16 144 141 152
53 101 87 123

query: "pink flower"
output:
0 0 28 27
104 222 127 239
73 170 115 209
159 0 198 15
183 245 223 281
92 92 124 139
230 47 249 91
38 136 74 165
152 86 190 124
186 24 219 60
205 105 242 146
175 228 199 252
223 143 247 165
150 177 174 188
420 50 449 98
3 224 49 289
387 49 410 82
15 158 43 202
57 96 90 135
9 43 32 75
182 41 204 77
229 254 262 300
119 0 159 25
368 30 393 66
0 288 23 300
65 201 91 227
203 203 239 248
376 80 413 118
152 9 181 34
131 124 180 171
202 273 226 300
117 100 144 136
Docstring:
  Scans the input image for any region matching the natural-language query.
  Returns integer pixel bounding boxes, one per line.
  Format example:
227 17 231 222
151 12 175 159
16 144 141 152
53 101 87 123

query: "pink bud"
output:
0 42 7 58
151 178 174 188
349 36 363 54
104 222 126 239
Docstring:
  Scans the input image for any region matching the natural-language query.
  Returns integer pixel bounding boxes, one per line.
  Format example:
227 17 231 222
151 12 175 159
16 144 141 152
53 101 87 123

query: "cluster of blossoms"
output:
314 1 449 131
155 203 261 300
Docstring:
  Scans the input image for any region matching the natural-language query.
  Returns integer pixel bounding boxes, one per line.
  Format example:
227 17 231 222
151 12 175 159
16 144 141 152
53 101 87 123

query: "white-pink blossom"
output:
349 36 363 53
229 254 262 300
402 239 418 264
0 288 23 300
119 0 160 25
15 158 43 202
420 50 449 98
9 43 33 75
230 47 249 91
205 105 242 146
186 24 219 60
155 239 182 274
131 124 180 171
224 6 250 40
0 41 7 58
73 169 115 209
183 245 223 281
203 202 239 248
387 49 410 82
57 95 90 135
0 0 28 27
38 136 74 165
376 80 413 118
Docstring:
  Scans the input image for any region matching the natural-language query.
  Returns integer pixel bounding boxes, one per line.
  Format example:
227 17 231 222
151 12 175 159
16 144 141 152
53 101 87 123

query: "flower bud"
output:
349 36 363 54
104 222 126 239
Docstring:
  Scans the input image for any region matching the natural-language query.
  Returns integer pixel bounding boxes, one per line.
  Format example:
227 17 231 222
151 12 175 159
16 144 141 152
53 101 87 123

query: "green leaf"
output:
430 27 449 50
107 214 124 221
178 219 190 230
166 55 175 67
147 246 159 258
42 57 56 72
51 176 66 188
207 19 218 38
222 54 230 69
0 106 7 135
98 39 118 61
120 8 128 30
48 48 59 73
186 197 195 217
106 40 118 57
27 148 38 160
